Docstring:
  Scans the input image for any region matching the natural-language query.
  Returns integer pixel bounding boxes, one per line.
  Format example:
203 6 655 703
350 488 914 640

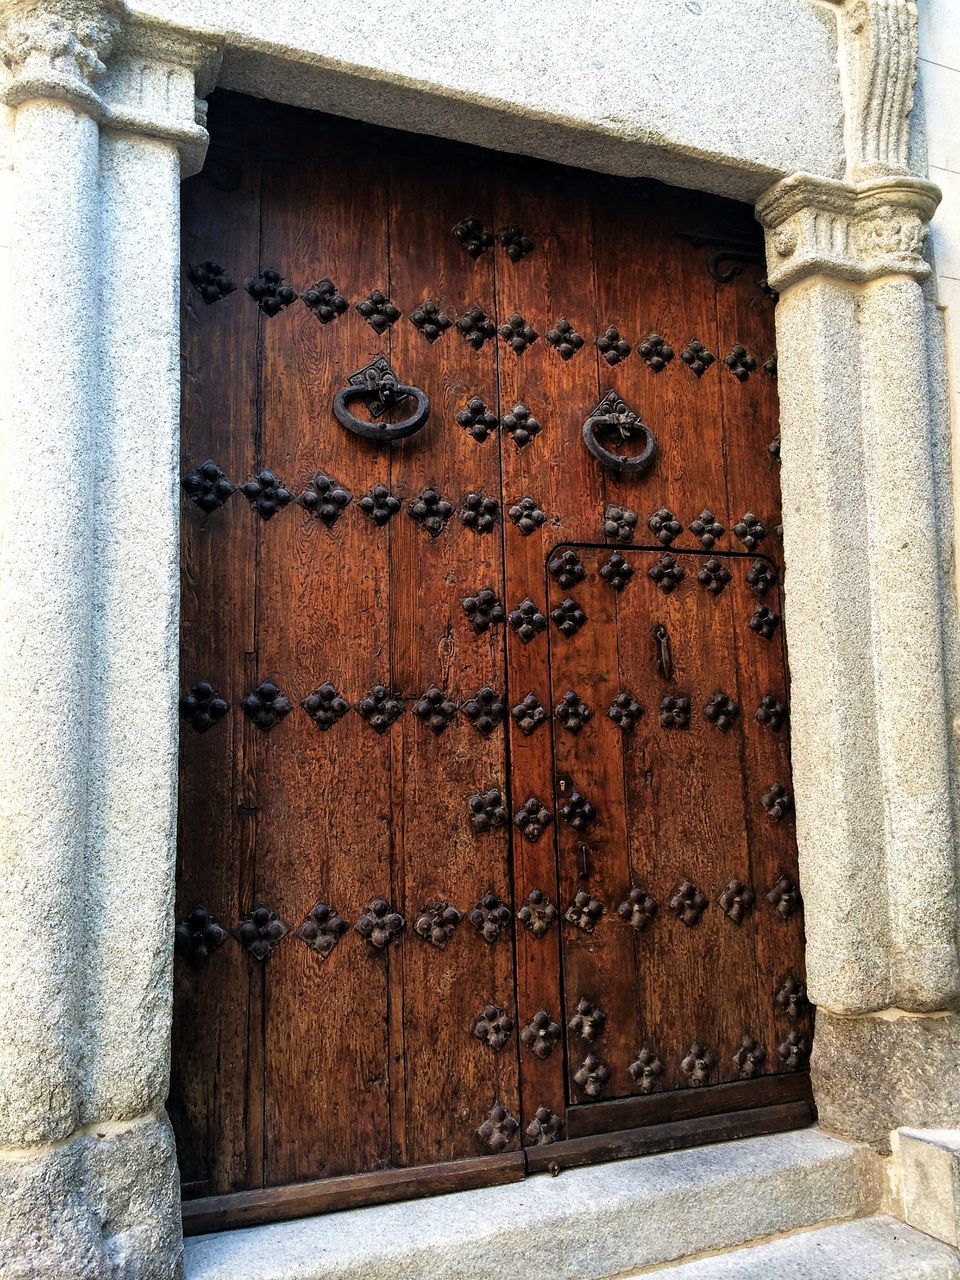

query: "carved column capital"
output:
0 0 127 112
756 172 940 291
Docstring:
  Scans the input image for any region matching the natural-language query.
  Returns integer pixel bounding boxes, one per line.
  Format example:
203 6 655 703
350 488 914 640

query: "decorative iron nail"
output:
462 587 506 634
355 684 403 734
241 680 293 731
496 223 535 261
638 332 674 371
608 692 644 731
767 874 802 920
568 997 606 1043
648 506 683 545
240 470 293 519
453 215 494 258
680 338 715 377
768 434 781 459
777 1029 809 1070
718 878 755 924
565 890 604 933
456 396 499 443
518 889 558 937
724 344 757 381
234 905 288 960
762 782 793 822
756 694 787 729
520 1011 562 1059
574 1053 611 1099
297 901 349 958
468 787 509 833
734 1034 767 1079
596 325 632 365
550 596 587 638
300 277 348 323
689 508 724 548
188 259 236 304
182 459 237 513
413 685 458 734
759 279 780 302
500 403 542 448
511 691 548 735
704 690 740 731
660 694 691 729
749 606 780 639
548 549 586 589
763 354 778 379
355 288 400 334
409 298 451 342
698 558 732 595
301 682 350 731
514 796 553 843
628 1047 665 1093
618 887 658 932
509 598 548 643
355 898 405 949
734 511 767 550
599 552 634 592
246 269 297 315
680 1041 717 1086
409 487 454 537
175 905 228 968
648 553 685 594
526 1105 563 1144
414 900 462 948
461 492 500 534
560 790 596 831
746 558 778 595
554 690 593 734
473 1004 515 1051
179 681 229 733
468 891 512 943
477 1102 519 1152
456 304 497 349
358 483 401 526
461 687 504 737
603 504 639 544
498 312 538 354
545 317 584 359
669 879 709 926
508 496 547 536
776 976 809 1020
299 471 353 527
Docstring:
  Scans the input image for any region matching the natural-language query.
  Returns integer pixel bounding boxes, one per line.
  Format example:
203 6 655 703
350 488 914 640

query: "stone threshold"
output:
183 1127 877 1280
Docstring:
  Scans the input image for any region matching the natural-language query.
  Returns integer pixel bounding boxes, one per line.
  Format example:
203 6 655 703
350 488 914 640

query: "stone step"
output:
183 1128 875 1280
636 1215 960 1277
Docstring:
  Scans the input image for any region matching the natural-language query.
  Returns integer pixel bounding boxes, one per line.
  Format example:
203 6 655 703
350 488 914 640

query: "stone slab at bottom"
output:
184 1129 875 1280
637 1214 960 1277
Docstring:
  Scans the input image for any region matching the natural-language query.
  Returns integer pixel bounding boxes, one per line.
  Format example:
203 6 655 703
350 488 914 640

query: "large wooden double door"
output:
173 92 811 1228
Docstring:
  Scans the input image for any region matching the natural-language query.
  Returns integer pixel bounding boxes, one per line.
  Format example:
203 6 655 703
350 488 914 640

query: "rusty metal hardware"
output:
521 1015 561 1060
569 997 606 1043
629 1047 665 1094
577 843 589 880
182 458 236 512
652 623 673 680
234 905 288 959
180 681 229 734
517 889 557 937
477 1103 518 1152
734 1034 766 1079
565 890 604 934
333 354 430 442
297 902 349 958
574 1053 610 1099
526 1106 563 1145
680 1040 717 1086
583 391 657 475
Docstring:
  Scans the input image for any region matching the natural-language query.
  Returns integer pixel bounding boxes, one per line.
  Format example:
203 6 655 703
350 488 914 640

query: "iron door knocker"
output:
582 390 657 475
333 354 430 442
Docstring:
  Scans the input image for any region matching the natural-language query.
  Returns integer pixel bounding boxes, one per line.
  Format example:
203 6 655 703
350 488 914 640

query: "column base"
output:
0 1110 182 1280
813 1008 960 1151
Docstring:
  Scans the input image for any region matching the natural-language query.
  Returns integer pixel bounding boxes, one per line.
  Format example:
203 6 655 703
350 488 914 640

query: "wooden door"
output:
173 91 811 1231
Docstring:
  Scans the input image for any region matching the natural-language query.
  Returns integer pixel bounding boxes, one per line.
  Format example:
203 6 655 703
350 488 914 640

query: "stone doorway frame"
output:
1 1 958 1276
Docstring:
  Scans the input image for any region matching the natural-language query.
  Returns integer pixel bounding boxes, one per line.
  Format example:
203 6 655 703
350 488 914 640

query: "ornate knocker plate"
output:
582 390 657 475
333 354 430 442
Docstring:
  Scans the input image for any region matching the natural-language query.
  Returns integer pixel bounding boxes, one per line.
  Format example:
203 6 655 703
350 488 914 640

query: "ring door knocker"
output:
333 354 430 442
582 390 657 475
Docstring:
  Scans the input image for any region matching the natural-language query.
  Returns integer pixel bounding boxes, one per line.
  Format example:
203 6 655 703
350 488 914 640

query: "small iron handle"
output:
333 355 430 443
582 410 657 475
577 843 589 880
653 623 673 680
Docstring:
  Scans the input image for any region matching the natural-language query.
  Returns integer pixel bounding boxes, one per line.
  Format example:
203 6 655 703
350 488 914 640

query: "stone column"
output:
0 4 216 1276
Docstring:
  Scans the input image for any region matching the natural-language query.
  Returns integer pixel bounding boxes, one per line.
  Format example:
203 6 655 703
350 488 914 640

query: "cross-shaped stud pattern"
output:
618 887 658 932
568 997 606 1043
498 312 539 354
596 325 632 365
599 551 634 592
517 889 558 937
638 332 674 371
608 692 644 731
554 690 593 733
180 681 229 733
680 338 715 377
560 790 596 831
764 354 778 378
508 496 547 536
358 484 401 526
453 216 494 258
526 1106 564 1144
413 685 458 734
756 693 787 729
520 1011 562 1059
175 905 228 968
734 511 767 550
456 396 499 442
509 598 548 644
548 549 586 589
648 553 685 594
724 343 757 381
462 587 506 633
550 597 587 638
414 901 462 948
734 1034 766 1079
718 878 755 924
514 796 553 843
234 905 288 960
356 685 404 734
704 690 740 731
574 1053 611 1099
746 558 778 595
680 1041 717 1086
468 788 509 833
776 976 809 1020
669 879 709 926
477 1103 519 1152
241 470 294 519
565 890 604 933
468 891 512 943
182 459 236 512
689 508 724 547
355 899 406 949
473 1005 514 1051
511 692 548 735
356 288 400 333
461 492 500 534
767 874 802 919
500 403 542 448
749 606 781 639
300 277 348 323
545 317 584 359
409 299 451 342
409 487 454 537
660 694 691 729
241 681 293 731
461 687 504 737
648 507 683 545
496 223 535 261
762 782 793 821
301 683 350 731
246 269 297 315
603 505 639 543
188 259 236 304
629 1047 665 1094
698 558 732 595
456 304 498 349
777 1029 810 1070
297 902 349 958
300 471 353 527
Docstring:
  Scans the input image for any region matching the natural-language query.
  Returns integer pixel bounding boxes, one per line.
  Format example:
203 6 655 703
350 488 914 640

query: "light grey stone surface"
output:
183 1131 875 1280
641 1215 960 1278
892 1129 960 1247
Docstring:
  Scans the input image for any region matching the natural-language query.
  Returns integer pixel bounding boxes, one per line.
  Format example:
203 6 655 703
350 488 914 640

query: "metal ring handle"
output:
582 412 657 475
333 356 430 442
